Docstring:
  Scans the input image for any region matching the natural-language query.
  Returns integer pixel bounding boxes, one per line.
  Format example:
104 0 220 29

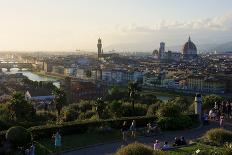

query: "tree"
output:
109 100 122 117
169 96 190 112
156 103 181 118
128 81 141 116
8 92 35 121
94 98 106 119
53 88 66 121
202 95 223 110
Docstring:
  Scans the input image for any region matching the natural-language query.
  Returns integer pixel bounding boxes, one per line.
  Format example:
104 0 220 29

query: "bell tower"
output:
97 38 102 59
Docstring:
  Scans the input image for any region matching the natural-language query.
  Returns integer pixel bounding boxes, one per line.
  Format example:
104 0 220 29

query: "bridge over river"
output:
0 62 33 71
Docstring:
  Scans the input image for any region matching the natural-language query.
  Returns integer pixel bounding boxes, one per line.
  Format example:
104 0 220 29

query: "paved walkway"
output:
62 121 232 155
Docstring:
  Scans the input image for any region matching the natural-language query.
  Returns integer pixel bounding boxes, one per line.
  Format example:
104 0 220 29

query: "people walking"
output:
220 114 225 128
130 120 136 139
121 121 128 142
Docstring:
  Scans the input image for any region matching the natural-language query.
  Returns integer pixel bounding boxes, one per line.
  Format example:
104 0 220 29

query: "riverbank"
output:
34 71 64 80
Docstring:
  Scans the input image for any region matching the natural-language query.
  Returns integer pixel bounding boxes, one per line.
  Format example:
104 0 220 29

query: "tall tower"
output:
97 38 102 59
158 42 165 59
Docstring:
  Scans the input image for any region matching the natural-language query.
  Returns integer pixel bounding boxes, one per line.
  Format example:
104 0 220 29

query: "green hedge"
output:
29 116 156 140
1 114 199 142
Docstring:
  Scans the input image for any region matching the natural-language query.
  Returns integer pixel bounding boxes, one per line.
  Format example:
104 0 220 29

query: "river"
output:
2 68 60 88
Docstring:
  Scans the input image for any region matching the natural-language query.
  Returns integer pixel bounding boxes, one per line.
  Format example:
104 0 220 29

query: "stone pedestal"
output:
195 93 202 120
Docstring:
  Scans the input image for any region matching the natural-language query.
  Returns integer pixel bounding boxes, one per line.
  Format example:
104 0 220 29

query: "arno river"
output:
2 68 60 88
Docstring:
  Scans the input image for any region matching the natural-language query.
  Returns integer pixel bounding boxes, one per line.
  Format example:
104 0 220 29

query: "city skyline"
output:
0 0 232 51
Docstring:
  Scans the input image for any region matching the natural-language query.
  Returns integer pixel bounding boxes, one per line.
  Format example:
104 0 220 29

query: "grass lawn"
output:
168 143 226 155
38 130 122 153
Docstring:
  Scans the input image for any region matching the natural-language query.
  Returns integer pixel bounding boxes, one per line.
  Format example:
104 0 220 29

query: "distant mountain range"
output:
106 41 232 54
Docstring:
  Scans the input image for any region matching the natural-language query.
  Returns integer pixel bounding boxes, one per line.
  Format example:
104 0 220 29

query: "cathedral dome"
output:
182 37 197 56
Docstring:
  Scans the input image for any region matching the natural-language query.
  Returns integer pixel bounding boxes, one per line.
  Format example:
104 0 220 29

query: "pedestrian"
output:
154 140 161 150
53 131 62 153
121 121 128 142
220 114 225 128
130 120 136 139
30 142 35 155
226 102 231 119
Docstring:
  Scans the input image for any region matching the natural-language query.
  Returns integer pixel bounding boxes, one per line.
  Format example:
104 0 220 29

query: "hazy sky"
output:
0 0 232 51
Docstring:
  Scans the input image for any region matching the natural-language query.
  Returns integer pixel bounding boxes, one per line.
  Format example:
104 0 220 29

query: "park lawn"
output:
38 130 122 152
168 143 226 155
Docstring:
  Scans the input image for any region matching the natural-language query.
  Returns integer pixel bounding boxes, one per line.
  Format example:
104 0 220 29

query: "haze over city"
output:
0 0 232 52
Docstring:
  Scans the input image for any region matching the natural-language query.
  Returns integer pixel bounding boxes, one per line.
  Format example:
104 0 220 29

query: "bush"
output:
146 102 161 116
62 107 79 122
224 143 232 155
157 115 192 130
36 111 57 122
78 101 93 113
115 143 166 155
203 128 232 145
109 100 123 117
121 103 148 117
79 111 96 120
6 126 32 148
156 103 181 118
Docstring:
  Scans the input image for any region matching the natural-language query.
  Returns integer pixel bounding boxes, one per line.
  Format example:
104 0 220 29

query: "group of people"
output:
207 101 232 127
154 136 187 151
121 120 137 142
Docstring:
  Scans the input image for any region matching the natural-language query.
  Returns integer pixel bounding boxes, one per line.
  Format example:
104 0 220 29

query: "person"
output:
180 136 187 145
173 137 181 146
162 141 171 150
30 143 35 155
25 148 30 155
209 109 216 120
203 113 209 125
121 121 128 142
226 102 231 119
53 131 62 153
220 114 225 128
154 140 161 150
130 120 136 139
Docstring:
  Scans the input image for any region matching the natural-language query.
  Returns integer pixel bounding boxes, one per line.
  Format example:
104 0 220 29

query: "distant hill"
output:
210 41 232 53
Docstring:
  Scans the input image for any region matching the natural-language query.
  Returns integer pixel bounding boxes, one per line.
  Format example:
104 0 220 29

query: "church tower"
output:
97 38 102 59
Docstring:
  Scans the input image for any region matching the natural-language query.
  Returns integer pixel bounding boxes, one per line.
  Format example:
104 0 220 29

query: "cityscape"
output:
0 1 232 155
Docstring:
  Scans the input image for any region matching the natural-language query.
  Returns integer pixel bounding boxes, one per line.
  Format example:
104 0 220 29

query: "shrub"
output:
156 103 181 118
109 100 123 117
115 143 166 155
224 143 232 155
121 103 148 117
146 102 161 116
79 111 96 120
78 101 93 113
62 107 79 122
157 115 192 130
203 128 232 145
36 111 57 122
6 126 32 148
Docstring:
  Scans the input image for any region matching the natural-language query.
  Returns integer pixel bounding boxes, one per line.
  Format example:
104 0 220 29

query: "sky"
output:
0 0 232 52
